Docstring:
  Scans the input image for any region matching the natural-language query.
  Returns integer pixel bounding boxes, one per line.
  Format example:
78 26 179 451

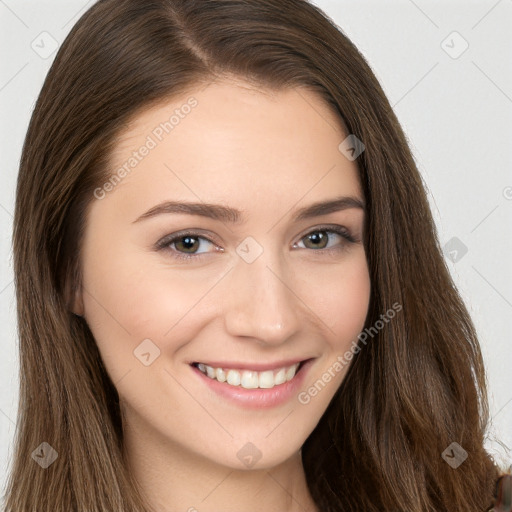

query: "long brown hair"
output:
5 0 504 510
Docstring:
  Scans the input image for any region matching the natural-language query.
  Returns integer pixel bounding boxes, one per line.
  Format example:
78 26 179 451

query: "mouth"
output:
190 359 309 390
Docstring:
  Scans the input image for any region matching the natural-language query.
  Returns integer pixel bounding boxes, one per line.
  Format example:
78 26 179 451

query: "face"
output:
75 79 371 471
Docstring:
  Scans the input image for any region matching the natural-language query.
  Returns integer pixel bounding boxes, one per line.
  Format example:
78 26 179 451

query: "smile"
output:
193 362 303 389
190 358 314 409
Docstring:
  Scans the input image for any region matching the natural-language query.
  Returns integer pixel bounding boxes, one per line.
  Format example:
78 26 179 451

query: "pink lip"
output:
191 358 306 371
190 358 315 409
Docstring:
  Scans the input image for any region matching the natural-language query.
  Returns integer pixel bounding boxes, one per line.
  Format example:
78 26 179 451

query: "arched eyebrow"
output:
132 195 365 225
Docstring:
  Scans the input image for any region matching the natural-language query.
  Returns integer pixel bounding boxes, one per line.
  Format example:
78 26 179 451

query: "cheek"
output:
309 254 371 349
80 241 193 374
80 237 230 394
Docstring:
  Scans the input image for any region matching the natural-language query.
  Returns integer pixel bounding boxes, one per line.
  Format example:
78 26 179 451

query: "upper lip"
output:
190 358 311 371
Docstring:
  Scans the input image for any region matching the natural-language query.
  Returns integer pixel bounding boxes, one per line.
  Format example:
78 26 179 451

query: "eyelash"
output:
155 225 359 262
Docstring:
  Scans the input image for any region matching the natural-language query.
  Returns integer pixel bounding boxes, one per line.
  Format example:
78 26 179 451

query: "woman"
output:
4 0 509 510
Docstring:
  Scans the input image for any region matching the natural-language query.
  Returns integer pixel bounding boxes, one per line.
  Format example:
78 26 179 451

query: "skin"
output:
73 78 371 512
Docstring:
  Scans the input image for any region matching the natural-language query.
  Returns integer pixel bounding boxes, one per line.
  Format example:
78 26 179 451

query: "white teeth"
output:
274 368 286 385
241 371 259 389
215 367 227 382
195 362 301 389
226 369 241 386
285 365 296 381
258 370 275 389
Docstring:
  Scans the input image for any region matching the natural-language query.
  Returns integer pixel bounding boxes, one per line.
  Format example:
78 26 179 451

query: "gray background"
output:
1 0 511 495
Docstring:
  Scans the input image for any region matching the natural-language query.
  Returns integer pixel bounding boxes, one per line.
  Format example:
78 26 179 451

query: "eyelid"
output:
154 228 221 251
296 223 358 244
155 224 359 260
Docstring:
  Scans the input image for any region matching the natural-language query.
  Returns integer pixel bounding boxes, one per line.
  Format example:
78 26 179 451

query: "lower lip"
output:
190 359 315 409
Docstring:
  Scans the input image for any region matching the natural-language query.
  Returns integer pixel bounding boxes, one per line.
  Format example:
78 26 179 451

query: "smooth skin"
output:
73 78 371 512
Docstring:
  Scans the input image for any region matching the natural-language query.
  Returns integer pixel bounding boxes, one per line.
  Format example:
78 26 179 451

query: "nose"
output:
222 250 301 346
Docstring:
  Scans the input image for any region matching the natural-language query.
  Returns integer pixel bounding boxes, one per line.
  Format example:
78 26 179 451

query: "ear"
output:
65 273 84 317
69 285 85 317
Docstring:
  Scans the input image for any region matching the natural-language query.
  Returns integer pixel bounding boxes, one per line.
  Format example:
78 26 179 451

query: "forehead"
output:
101 80 363 221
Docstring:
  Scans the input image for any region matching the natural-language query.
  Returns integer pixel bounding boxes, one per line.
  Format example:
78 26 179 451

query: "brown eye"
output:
297 226 356 251
156 225 358 262
302 231 330 249
156 231 220 261
174 235 201 254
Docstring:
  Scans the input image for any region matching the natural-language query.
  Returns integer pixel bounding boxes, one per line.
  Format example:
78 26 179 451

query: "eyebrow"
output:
132 195 365 225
